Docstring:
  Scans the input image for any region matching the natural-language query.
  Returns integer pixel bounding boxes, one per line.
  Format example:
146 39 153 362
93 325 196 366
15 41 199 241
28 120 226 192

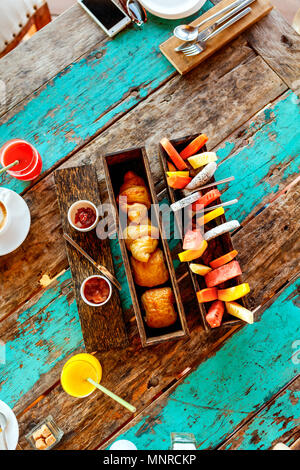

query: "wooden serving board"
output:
54 165 128 353
159 135 248 331
102 147 189 347
160 0 273 75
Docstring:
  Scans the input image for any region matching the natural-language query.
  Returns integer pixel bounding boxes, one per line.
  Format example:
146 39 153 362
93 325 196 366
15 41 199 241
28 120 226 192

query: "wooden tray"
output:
160 0 273 75
54 165 128 353
159 135 248 331
102 147 190 347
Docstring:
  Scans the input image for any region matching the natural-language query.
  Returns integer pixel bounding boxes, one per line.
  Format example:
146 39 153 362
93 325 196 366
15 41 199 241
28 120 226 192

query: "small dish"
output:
68 200 99 232
25 415 63 450
80 275 112 307
139 0 207 19
0 187 31 256
0 400 19 450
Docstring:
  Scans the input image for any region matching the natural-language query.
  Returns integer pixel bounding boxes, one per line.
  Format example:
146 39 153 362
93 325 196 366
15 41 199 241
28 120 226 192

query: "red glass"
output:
0 139 43 181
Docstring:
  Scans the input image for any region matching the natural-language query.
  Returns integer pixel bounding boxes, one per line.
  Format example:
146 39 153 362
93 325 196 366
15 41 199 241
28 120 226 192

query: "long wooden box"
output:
159 135 247 331
102 147 190 347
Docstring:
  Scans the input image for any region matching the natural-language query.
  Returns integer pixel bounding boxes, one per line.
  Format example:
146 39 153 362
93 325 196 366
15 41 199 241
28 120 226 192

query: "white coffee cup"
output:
0 190 11 236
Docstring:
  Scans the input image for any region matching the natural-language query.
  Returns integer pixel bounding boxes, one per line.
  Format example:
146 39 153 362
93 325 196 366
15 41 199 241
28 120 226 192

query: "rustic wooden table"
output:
0 0 299 451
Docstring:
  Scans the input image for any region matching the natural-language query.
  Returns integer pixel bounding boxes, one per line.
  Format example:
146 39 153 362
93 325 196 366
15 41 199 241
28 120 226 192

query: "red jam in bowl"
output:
75 207 96 228
84 277 110 304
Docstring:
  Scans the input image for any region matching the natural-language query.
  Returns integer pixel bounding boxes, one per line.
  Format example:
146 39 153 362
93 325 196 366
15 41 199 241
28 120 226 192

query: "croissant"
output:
117 171 151 221
142 287 177 329
131 248 169 287
123 224 159 262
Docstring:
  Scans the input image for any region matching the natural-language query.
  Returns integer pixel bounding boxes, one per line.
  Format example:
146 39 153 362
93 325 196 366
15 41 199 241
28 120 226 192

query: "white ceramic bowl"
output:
80 275 112 307
140 0 207 19
68 200 99 232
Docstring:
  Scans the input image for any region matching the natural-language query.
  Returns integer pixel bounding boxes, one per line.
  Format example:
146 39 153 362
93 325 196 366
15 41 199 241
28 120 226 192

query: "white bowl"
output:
80 275 112 307
68 200 99 232
140 0 207 19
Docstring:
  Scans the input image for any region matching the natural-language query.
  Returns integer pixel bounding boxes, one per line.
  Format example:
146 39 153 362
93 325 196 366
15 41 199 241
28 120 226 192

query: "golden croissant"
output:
123 224 159 262
142 287 177 329
131 248 169 287
117 171 151 224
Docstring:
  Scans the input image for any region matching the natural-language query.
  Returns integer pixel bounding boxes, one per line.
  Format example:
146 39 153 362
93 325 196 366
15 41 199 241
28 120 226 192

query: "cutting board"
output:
160 0 273 75
54 165 128 353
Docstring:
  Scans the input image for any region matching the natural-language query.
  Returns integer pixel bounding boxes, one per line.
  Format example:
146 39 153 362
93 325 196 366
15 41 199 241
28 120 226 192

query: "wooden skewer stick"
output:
190 176 235 193
202 198 238 213
171 177 235 212
0 160 19 175
87 378 136 413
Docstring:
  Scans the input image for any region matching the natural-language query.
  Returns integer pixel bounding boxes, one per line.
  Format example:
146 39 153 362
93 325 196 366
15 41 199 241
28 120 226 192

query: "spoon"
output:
0 412 8 450
174 0 246 41
126 0 147 26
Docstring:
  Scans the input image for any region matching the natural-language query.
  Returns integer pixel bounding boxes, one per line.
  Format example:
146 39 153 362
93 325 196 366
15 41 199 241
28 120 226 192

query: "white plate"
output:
0 400 19 450
0 187 31 256
140 0 207 19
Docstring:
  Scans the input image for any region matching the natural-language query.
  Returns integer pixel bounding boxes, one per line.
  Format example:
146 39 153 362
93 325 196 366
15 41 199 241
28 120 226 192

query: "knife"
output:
63 233 122 291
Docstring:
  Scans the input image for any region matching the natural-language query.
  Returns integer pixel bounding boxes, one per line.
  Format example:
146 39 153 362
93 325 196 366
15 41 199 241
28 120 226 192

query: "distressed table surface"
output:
0 0 299 450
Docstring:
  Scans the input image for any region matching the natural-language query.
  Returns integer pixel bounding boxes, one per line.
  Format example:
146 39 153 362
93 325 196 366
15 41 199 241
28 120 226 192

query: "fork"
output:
181 7 252 56
175 0 256 52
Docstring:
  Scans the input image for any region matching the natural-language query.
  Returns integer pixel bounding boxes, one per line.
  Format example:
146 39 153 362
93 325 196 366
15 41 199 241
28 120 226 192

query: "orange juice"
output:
61 354 102 398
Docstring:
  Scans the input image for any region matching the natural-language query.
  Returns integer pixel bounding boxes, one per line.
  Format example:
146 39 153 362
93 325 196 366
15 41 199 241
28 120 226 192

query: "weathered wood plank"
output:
0 27 283 197
232 182 300 309
0 4 107 116
6 179 299 448
0 80 295 322
54 165 128 352
211 2 300 90
102 276 300 450
0 3 214 195
15 283 238 450
220 376 300 450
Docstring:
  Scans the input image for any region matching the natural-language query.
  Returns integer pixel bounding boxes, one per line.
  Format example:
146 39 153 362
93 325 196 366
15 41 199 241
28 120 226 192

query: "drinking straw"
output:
86 378 136 413
0 160 19 175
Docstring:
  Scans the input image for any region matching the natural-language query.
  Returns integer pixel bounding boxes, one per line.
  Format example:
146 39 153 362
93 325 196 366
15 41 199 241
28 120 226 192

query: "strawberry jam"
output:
75 207 96 228
84 277 110 304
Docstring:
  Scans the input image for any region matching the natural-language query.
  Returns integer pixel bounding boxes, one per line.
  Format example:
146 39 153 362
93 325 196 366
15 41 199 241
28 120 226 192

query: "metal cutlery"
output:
0 412 8 450
175 0 256 52
181 7 252 57
174 0 250 41
63 233 122 291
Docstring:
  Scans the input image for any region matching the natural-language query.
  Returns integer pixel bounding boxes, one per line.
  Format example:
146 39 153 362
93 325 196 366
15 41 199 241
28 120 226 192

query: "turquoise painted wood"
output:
224 382 300 450
0 6 213 194
1 107 299 412
113 277 300 449
0 199 174 409
0 270 82 409
216 91 300 221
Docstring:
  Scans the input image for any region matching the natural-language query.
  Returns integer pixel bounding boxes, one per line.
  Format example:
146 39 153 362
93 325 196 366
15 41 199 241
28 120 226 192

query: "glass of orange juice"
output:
61 353 102 398
61 353 136 412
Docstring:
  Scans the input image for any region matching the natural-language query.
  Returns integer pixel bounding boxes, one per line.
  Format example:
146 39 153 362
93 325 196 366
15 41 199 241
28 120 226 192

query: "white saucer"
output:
0 400 19 450
140 0 207 19
0 187 31 256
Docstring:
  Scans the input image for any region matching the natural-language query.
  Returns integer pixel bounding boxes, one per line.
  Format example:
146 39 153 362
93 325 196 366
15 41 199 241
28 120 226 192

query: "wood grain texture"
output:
212 1 300 90
160 0 272 75
54 165 128 352
8 174 300 448
220 375 300 450
0 4 107 116
104 276 300 450
232 182 300 310
0 75 292 324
